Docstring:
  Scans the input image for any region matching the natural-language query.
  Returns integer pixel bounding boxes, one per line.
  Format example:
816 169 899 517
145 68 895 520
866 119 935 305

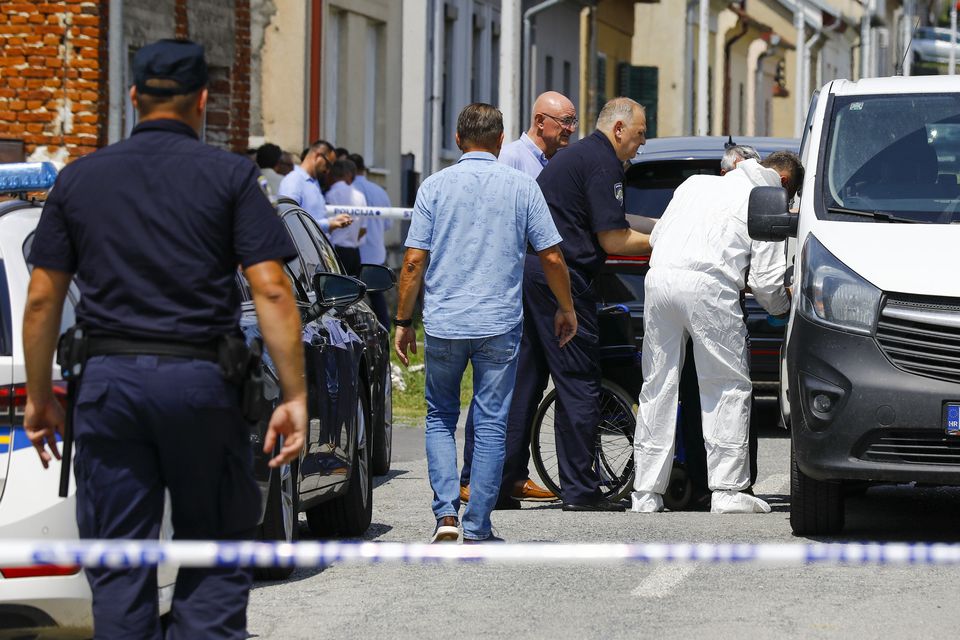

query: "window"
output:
624 160 718 218
325 10 343 143
544 55 554 91
822 93 960 223
562 61 571 97
491 20 500 105
441 9 456 150
298 213 344 275
365 22 385 165
284 213 326 283
471 14 484 102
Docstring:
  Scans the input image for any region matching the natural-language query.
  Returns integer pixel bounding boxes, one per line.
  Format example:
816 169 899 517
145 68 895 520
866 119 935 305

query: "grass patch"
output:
390 318 473 423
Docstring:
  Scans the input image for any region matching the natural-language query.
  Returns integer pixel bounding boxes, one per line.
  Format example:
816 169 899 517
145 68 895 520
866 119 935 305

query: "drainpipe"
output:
951 0 957 76
523 0 566 123
902 0 913 76
861 0 872 79
755 43 777 137
801 30 823 124
685 0 697 135
500 0 521 139
430 0 443 174
722 18 749 135
794 0 806 138
107 0 124 144
696 0 708 136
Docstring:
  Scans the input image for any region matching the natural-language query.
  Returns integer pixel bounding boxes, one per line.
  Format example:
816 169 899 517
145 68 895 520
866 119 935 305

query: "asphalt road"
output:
247 405 960 639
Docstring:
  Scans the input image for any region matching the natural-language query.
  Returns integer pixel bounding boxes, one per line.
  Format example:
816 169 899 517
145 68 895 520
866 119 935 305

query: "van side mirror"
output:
748 186 797 241
359 264 396 293
312 273 367 308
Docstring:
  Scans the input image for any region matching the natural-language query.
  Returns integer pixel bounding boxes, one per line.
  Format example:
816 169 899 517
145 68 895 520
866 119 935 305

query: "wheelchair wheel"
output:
530 380 637 502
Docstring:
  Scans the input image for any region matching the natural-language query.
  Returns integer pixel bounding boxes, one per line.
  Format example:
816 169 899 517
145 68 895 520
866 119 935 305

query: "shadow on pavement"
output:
373 468 408 489
796 485 960 542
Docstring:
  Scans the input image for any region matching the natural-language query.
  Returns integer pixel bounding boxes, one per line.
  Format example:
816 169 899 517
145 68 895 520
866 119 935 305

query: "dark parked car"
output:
243 199 394 579
594 135 800 400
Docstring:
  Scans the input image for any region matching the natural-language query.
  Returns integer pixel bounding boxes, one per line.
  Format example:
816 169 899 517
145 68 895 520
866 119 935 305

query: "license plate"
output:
945 403 960 436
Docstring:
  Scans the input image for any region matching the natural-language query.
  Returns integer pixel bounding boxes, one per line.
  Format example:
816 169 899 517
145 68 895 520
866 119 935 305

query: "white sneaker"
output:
631 491 664 513
710 490 771 514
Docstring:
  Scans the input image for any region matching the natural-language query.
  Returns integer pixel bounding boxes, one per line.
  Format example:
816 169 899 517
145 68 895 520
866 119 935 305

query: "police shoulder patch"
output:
614 182 623 205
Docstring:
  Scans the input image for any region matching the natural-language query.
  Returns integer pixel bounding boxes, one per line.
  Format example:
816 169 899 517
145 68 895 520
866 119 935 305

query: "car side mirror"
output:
312 273 367 308
748 186 797 241
359 264 396 293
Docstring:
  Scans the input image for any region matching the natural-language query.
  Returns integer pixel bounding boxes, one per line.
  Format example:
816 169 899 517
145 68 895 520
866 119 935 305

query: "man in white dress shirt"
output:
323 159 367 275
278 140 352 233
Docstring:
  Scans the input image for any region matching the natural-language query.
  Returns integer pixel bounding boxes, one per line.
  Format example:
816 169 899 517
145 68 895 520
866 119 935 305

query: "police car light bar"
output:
0 162 57 193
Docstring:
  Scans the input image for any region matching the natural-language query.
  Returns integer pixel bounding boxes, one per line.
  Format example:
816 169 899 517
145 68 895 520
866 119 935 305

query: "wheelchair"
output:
529 304 697 508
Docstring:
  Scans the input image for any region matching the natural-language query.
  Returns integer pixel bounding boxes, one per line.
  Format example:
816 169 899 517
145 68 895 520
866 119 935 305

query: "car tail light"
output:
0 383 67 425
605 255 649 265
0 564 81 579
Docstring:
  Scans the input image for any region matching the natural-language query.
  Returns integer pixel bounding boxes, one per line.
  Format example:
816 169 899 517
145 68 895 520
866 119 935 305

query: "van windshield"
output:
822 93 960 223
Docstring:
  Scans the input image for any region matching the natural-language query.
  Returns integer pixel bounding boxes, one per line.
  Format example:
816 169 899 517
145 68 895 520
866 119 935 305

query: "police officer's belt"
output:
86 336 219 363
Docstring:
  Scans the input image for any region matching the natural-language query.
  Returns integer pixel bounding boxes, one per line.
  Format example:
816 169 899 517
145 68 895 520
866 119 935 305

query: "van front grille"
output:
876 296 960 384
859 430 960 466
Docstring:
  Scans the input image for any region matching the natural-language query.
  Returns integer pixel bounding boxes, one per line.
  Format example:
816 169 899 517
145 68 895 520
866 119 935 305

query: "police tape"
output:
326 205 413 220
5 540 960 569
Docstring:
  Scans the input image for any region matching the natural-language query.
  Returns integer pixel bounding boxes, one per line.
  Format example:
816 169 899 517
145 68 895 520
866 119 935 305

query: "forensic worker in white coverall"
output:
632 151 804 514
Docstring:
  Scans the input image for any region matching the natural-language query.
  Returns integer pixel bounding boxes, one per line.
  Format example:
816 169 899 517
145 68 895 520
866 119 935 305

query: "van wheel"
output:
255 456 299 581
790 446 844 536
306 387 373 537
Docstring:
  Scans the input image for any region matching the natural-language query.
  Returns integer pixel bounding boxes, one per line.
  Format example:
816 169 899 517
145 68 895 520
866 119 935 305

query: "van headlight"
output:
798 234 880 335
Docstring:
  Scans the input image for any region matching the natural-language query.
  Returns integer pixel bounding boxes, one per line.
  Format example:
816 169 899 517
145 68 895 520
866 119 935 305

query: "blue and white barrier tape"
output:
6 540 960 569
327 205 414 220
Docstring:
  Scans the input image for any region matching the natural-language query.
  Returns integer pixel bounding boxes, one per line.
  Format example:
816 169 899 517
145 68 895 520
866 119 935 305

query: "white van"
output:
749 75 960 535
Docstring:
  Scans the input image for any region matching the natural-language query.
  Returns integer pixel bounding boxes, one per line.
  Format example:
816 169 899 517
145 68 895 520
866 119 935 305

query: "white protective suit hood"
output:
648 158 789 316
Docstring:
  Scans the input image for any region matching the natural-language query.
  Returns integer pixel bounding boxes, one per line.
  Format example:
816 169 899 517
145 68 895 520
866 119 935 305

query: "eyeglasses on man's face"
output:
540 113 578 130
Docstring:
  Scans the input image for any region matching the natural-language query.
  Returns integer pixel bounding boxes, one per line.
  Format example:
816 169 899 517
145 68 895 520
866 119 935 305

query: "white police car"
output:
0 163 175 634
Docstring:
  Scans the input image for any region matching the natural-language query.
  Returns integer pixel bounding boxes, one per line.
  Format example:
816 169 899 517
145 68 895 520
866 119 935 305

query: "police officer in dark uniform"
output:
22 40 307 639
502 97 651 511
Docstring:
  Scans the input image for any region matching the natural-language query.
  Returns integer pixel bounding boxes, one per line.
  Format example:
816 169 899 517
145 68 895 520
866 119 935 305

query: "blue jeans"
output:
424 322 522 540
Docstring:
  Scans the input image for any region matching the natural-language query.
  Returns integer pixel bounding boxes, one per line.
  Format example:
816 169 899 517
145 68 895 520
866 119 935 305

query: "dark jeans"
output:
463 256 604 504
74 355 259 639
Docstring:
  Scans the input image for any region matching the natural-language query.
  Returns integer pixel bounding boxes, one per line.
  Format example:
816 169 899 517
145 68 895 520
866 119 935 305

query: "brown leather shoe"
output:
512 479 558 502
431 516 460 543
460 485 470 503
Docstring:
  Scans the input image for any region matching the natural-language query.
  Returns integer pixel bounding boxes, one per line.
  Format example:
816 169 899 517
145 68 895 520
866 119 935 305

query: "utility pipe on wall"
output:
860 1 872 79
696 0 708 136
685 0 697 135
902 0 913 76
500 0 521 139
951 1 957 76
430 0 443 175
523 0 566 124
107 0 124 143
794 0 805 138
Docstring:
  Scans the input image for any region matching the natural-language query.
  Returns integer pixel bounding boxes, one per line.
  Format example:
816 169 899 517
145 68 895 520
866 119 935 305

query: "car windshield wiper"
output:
827 206 923 224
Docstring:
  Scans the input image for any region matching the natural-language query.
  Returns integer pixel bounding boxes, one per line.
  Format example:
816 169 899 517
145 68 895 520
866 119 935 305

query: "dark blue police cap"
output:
133 39 208 96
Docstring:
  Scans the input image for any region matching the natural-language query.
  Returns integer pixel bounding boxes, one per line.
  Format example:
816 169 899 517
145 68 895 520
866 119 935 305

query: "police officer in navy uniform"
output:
22 40 307 639
503 97 651 511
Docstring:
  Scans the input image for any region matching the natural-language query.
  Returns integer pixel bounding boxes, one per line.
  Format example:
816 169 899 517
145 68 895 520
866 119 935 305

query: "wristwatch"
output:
393 317 413 328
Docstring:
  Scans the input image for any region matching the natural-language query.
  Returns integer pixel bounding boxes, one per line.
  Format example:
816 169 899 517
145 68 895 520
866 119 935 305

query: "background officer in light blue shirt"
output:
350 152 393 330
394 103 577 543
498 90 578 178
278 140 352 234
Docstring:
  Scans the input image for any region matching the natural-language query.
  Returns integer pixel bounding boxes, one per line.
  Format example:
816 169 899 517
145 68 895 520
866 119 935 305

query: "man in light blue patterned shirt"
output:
394 103 577 543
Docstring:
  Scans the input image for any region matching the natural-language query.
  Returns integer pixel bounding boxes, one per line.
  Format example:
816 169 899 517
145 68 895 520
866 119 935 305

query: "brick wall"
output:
0 1 107 164
0 0 253 166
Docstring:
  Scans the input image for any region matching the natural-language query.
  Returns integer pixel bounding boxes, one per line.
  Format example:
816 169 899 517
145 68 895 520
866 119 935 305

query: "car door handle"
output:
310 334 328 347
